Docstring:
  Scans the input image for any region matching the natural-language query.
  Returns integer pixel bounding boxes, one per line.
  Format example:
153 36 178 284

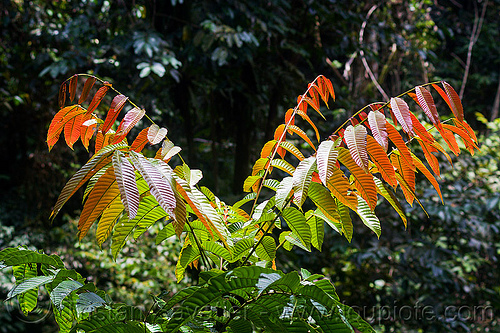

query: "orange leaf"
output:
47 105 86 151
80 115 98 150
296 109 320 142
323 76 335 102
288 124 316 150
326 167 357 211
454 119 477 143
442 81 464 122
103 94 128 134
367 135 397 187
344 125 368 172
78 167 119 240
69 74 78 102
386 122 415 171
391 153 415 206
368 110 388 152
130 127 150 152
64 112 83 149
437 126 460 156
112 107 145 144
442 123 478 154
87 85 109 115
410 113 436 143
390 97 414 136
78 76 96 104
416 138 440 176
284 109 295 127
338 147 377 211
411 152 443 203
260 140 277 158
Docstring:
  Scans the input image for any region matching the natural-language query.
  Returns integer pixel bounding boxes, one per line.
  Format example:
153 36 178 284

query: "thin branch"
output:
359 5 390 101
490 76 500 121
459 0 488 99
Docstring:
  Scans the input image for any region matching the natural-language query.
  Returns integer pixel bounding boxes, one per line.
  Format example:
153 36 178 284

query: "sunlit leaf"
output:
316 140 339 186
415 86 440 126
292 156 316 208
355 195 381 238
103 94 128 134
368 110 388 152
366 135 397 187
344 125 368 172
86 85 109 115
282 207 311 250
148 124 168 145
411 152 443 203
390 97 414 136
50 143 126 219
112 107 145 144
113 151 140 219
78 167 120 240
442 81 464 122
130 127 149 152
338 148 377 211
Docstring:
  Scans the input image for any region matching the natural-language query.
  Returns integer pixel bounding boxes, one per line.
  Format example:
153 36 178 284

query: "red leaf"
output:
130 127 150 152
87 85 109 115
59 83 67 108
80 115 98 150
367 135 397 187
64 113 83 149
442 81 464 122
69 74 78 102
410 113 435 143
338 148 377 211
47 105 86 151
112 107 145 144
390 97 414 136
103 94 128 134
415 86 440 126
386 122 415 171
78 77 96 104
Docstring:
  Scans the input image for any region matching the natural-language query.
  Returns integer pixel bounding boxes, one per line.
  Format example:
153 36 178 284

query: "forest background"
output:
0 0 499 332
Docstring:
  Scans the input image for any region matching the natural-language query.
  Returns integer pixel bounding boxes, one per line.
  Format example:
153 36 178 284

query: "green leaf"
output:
292 156 317 208
0 248 65 269
203 241 232 262
7 275 55 300
306 213 324 251
355 195 381 238
336 200 353 242
275 177 294 210
316 140 339 185
373 176 407 228
50 280 84 311
255 236 276 261
76 292 107 314
270 158 295 175
282 207 311 250
111 195 167 259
